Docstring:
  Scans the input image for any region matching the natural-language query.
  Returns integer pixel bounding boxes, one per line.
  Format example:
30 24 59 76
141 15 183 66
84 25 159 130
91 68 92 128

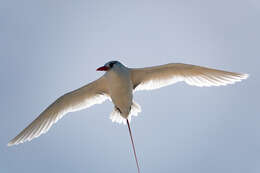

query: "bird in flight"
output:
8 61 248 173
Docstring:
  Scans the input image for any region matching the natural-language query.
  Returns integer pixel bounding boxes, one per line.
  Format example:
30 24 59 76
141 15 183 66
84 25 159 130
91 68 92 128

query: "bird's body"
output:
106 63 133 118
8 60 249 173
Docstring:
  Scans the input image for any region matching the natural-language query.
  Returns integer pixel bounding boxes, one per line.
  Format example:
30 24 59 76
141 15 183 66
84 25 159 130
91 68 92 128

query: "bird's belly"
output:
109 79 133 118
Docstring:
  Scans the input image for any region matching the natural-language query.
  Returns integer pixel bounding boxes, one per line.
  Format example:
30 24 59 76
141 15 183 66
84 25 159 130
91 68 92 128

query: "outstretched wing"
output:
130 63 248 91
8 76 109 146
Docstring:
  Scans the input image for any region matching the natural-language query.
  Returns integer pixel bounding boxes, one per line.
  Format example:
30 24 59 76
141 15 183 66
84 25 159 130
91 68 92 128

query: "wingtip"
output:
237 73 249 80
7 139 18 147
7 142 14 147
244 73 250 79
239 73 248 78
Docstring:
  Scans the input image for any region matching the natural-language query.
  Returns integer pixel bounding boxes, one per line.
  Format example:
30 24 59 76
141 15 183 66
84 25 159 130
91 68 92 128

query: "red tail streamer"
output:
127 119 140 173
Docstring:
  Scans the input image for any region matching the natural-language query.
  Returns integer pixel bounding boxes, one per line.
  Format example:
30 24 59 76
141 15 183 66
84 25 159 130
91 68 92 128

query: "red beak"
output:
96 66 109 71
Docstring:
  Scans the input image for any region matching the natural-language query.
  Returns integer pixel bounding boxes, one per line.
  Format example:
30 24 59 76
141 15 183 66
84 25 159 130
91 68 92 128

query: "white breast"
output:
106 66 133 118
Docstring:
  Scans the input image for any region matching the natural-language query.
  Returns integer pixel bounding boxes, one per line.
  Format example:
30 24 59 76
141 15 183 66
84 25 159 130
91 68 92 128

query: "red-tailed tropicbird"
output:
8 61 249 173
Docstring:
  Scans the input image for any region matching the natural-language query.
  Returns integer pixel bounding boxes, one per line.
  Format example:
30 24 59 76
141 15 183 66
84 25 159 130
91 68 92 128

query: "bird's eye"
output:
109 62 116 68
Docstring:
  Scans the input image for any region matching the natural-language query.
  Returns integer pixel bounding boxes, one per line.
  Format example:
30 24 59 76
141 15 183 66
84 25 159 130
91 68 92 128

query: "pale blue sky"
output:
1 1 259 173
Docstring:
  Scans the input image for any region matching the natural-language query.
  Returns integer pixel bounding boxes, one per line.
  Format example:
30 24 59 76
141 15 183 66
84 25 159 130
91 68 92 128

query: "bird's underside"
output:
8 62 248 146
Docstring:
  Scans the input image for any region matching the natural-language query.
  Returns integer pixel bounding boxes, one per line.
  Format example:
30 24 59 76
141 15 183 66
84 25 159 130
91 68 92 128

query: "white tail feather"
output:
110 101 141 124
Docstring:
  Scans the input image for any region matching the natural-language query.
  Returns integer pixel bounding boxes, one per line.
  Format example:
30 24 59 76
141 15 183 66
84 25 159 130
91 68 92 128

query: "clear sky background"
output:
1 0 259 173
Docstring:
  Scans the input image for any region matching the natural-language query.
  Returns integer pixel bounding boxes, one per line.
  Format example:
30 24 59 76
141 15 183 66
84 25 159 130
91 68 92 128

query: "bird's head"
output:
96 61 121 71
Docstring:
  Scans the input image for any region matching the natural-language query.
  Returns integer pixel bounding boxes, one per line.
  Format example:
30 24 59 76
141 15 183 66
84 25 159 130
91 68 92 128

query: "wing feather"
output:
8 77 109 146
131 63 248 91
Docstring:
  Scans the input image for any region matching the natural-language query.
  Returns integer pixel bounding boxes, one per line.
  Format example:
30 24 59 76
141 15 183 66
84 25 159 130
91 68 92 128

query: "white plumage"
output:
110 101 141 124
131 63 248 91
8 77 109 146
8 61 248 147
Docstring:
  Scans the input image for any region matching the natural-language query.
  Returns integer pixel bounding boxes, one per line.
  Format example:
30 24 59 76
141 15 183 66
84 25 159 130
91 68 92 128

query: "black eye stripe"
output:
109 61 117 67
